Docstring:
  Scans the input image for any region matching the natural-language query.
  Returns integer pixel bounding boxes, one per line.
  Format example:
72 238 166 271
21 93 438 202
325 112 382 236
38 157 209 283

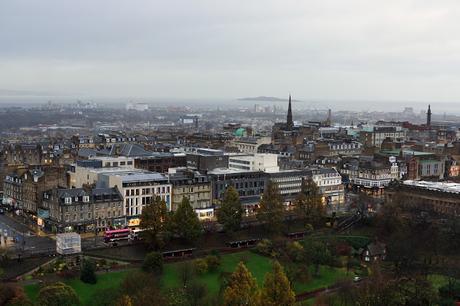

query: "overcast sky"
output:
1 0 460 103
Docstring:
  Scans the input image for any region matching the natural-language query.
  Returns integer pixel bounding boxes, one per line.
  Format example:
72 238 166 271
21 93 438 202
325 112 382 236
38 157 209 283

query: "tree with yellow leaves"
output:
258 261 296 306
223 261 259 306
115 295 132 306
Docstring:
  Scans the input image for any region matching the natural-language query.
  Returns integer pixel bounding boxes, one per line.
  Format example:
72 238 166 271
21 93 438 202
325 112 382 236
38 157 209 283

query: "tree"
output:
120 270 157 296
140 196 169 249
118 271 166 306
257 181 285 234
177 261 195 288
193 258 208 275
80 259 97 284
115 295 133 306
142 251 164 274
352 265 439 306
223 262 259 306
6 295 33 306
131 285 167 306
303 238 332 276
258 261 295 306
37 282 80 306
0 284 31 306
89 288 120 306
295 178 324 227
186 282 208 306
172 197 202 242
217 186 243 233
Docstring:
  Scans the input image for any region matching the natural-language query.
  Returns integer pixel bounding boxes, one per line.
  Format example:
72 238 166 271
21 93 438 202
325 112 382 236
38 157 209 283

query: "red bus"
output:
104 229 131 243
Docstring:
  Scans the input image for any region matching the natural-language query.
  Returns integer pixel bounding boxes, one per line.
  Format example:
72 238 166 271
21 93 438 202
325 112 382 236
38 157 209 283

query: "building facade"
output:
168 168 213 220
41 187 123 232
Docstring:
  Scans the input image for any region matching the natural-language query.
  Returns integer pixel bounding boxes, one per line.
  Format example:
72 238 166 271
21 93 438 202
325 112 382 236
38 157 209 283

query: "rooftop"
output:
403 180 460 194
109 171 167 183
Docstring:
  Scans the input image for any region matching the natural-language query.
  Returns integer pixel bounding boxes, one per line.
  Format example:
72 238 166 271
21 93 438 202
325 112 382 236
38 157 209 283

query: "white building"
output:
126 103 149 111
228 153 279 172
69 166 172 228
98 170 172 228
309 168 345 207
232 136 271 154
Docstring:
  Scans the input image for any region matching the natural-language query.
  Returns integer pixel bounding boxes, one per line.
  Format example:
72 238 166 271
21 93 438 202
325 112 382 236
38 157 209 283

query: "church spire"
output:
287 94 293 130
427 104 432 127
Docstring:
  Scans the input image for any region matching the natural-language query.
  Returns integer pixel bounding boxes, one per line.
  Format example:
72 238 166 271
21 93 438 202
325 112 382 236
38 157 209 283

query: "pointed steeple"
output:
287 94 293 130
427 104 432 127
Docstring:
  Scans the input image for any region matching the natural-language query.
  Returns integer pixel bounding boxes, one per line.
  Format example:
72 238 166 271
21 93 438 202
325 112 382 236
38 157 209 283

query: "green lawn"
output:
24 251 350 303
292 265 350 293
162 251 272 295
24 270 132 306
162 251 350 295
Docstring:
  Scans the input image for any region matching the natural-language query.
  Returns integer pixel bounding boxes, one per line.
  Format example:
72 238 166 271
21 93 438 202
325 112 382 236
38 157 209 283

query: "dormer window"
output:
65 197 72 204
75 196 79 202
83 196 90 203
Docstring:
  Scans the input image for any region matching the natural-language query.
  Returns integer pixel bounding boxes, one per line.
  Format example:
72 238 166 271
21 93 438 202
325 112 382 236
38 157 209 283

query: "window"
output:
83 196 89 203
65 197 72 204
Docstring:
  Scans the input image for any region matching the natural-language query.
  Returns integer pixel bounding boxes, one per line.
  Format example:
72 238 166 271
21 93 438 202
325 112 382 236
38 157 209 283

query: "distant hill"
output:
238 96 301 102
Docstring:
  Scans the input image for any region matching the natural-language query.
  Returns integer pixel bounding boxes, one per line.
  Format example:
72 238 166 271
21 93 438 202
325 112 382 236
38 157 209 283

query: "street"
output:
0 214 132 254
0 214 55 253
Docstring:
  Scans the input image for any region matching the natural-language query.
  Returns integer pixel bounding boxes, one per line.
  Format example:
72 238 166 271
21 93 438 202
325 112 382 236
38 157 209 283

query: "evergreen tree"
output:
257 181 285 234
139 196 169 249
80 259 97 284
295 178 324 227
223 262 259 306
217 186 243 233
172 197 202 242
258 261 296 306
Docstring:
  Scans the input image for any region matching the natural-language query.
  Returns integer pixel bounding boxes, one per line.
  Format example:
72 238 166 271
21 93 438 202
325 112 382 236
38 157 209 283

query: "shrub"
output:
142 252 163 274
193 258 208 275
37 282 80 306
205 255 221 272
80 259 97 284
210 249 221 257
255 239 274 257
286 241 304 262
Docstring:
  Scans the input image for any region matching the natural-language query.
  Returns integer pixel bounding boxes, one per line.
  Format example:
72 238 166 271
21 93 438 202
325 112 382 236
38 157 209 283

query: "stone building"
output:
168 168 213 220
41 187 123 232
386 180 460 216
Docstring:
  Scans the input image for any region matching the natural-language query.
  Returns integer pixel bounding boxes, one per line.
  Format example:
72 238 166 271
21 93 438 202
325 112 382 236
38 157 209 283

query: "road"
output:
0 214 54 253
0 214 130 253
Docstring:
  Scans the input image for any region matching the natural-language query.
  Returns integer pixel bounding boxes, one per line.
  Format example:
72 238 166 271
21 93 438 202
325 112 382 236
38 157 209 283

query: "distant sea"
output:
0 96 459 115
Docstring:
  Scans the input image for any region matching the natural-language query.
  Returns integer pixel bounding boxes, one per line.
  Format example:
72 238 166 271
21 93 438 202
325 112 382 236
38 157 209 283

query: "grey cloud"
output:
1 0 460 104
